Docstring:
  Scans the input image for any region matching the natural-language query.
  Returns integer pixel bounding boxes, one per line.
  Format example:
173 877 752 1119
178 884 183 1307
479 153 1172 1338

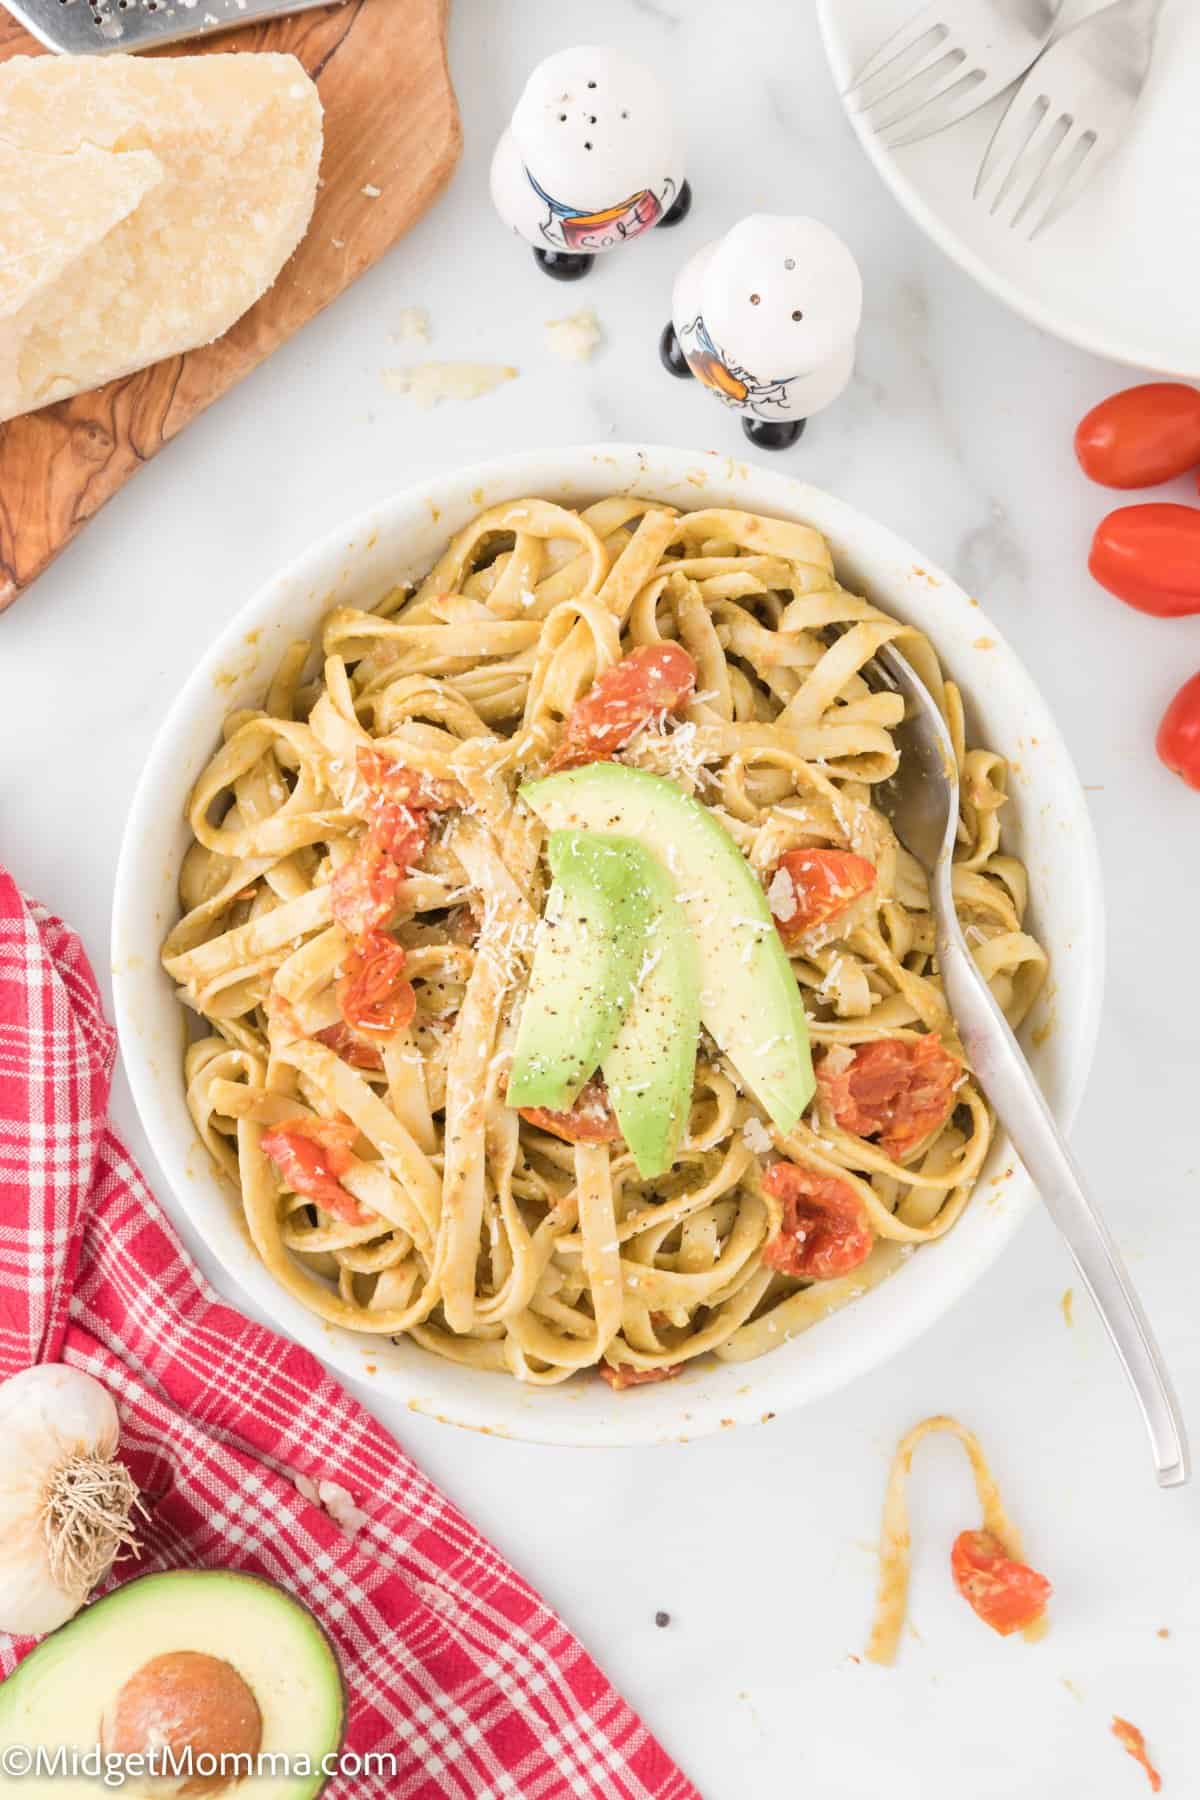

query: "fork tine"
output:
1025 125 1102 236
860 46 968 129
976 91 1058 215
1006 112 1073 228
845 2 948 98
975 83 1044 202
880 67 989 150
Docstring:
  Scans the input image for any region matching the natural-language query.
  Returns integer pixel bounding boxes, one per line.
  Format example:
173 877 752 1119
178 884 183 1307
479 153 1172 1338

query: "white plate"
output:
817 0 1200 376
111 445 1104 1447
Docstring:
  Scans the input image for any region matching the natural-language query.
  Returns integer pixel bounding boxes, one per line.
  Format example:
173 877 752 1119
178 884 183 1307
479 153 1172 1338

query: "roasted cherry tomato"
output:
331 748 451 936
1089 503 1200 617
1075 383 1200 490
550 642 698 770
313 1023 386 1071
260 1115 363 1225
761 1160 873 1280
1156 671 1200 790
817 1036 961 1161
768 848 877 944
950 1530 1051 1637
599 1361 682 1390
331 836 407 937
337 929 416 1039
517 1075 623 1144
1111 1719 1163 1794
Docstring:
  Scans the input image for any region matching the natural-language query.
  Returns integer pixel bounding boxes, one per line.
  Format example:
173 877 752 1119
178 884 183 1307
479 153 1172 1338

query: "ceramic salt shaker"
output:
660 215 863 449
490 45 691 281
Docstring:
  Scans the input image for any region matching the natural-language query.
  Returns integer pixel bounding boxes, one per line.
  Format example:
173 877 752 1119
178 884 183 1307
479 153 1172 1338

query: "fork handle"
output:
934 892 1189 1488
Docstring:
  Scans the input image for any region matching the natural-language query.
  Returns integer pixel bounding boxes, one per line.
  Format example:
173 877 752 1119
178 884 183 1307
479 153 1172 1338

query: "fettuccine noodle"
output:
164 498 1046 1386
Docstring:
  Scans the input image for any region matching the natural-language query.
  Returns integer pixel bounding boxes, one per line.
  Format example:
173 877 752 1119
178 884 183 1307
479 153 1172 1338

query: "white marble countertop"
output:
3 2 1198 1794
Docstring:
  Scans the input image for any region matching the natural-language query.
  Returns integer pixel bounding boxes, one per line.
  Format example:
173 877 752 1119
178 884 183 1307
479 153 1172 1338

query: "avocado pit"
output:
102 1650 262 1795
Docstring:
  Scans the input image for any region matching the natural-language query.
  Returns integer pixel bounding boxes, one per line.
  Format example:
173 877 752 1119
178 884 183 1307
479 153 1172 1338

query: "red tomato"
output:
331 749 447 935
1089 503 1200 617
260 1115 364 1225
761 1160 873 1280
337 930 416 1039
314 1023 386 1071
518 1075 623 1144
950 1530 1051 1637
817 1036 961 1160
355 747 451 813
599 1361 682 1390
1075 383 1200 489
768 848 877 943
549 642 698 770
330 836 406 936
1111 1718 1163 1794
1157 671 1200 790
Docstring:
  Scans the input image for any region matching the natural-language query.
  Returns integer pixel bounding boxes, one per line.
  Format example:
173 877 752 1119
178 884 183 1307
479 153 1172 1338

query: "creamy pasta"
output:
164 498 1046 1387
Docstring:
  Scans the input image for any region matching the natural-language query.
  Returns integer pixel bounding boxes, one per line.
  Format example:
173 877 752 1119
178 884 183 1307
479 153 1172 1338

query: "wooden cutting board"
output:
0 0 461 612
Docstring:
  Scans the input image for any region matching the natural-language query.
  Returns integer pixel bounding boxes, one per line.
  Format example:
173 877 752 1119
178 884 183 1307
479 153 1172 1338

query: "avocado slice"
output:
0 1569 345 1800
601 844 700 1178
521 764 815 1132
507 830 653 1111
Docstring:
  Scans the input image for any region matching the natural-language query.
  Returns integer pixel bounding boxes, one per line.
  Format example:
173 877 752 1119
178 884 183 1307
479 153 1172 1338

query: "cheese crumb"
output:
741 1115 772 1154
361 183 382 198
394 306 430 344
382 363 518 408
545 307 603 363
766 866 795 918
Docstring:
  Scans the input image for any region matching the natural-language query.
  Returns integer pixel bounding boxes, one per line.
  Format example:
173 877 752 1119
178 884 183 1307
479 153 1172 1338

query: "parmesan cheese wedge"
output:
0 53 323 424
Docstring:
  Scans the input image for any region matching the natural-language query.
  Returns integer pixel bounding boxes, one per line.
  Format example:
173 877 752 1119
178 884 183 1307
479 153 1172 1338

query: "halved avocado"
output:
600 844 700 1179
0 1569 345 1799
507 830 654 1111
521 764 815 1132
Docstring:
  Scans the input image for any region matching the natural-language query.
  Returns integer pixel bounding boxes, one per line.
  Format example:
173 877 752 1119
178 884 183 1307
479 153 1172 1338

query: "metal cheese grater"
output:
2 0 342 55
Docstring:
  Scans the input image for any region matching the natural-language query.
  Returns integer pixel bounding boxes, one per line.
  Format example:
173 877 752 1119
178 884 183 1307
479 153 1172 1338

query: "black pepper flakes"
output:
654 1610 670 1629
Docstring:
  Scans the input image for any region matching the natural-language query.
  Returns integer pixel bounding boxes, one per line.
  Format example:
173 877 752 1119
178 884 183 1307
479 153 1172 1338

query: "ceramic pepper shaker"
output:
490 45 691 281
660 214 863 449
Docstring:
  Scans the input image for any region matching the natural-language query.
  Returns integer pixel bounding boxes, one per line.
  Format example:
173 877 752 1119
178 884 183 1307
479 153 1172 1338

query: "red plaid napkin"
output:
0 869 700 1800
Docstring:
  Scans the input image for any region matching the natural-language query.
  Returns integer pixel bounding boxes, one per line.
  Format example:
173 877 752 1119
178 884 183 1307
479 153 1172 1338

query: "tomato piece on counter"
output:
1075 382 1200 489
768 848 877 943
761 1160 873 1280
1156 671 1200 790
599 1361 683 1390
337 929 416 1039
950 1530 1052 1637
313 1023 386 1071
518 1075 623 1144
260 1116 364 1225
817 1036 961 1160
1111 1718 1163 1794
1089 503 1200 617
549 642 698 770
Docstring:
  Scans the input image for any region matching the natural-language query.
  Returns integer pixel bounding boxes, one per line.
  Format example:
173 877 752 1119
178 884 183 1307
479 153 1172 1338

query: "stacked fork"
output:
848 0 1165 235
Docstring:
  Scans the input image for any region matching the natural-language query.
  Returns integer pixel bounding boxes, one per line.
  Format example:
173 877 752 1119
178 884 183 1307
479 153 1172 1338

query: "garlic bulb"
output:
0 1363 142 1636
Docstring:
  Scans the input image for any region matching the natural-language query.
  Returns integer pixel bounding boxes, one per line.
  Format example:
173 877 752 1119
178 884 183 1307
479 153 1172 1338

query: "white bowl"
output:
816 0 1200 378
112 445 1104 1447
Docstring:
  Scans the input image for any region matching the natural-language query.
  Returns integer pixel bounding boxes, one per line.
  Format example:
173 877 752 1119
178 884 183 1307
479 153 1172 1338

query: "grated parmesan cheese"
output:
394 306 430 344
382 362 518 409
766 866 795 918
741 1115 772 1154
544 306 603 363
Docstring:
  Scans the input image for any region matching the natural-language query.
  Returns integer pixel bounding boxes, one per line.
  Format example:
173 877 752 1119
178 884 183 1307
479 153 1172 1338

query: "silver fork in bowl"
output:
975 0 1165 234
846 0 1064 150
865 638 1188 1488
